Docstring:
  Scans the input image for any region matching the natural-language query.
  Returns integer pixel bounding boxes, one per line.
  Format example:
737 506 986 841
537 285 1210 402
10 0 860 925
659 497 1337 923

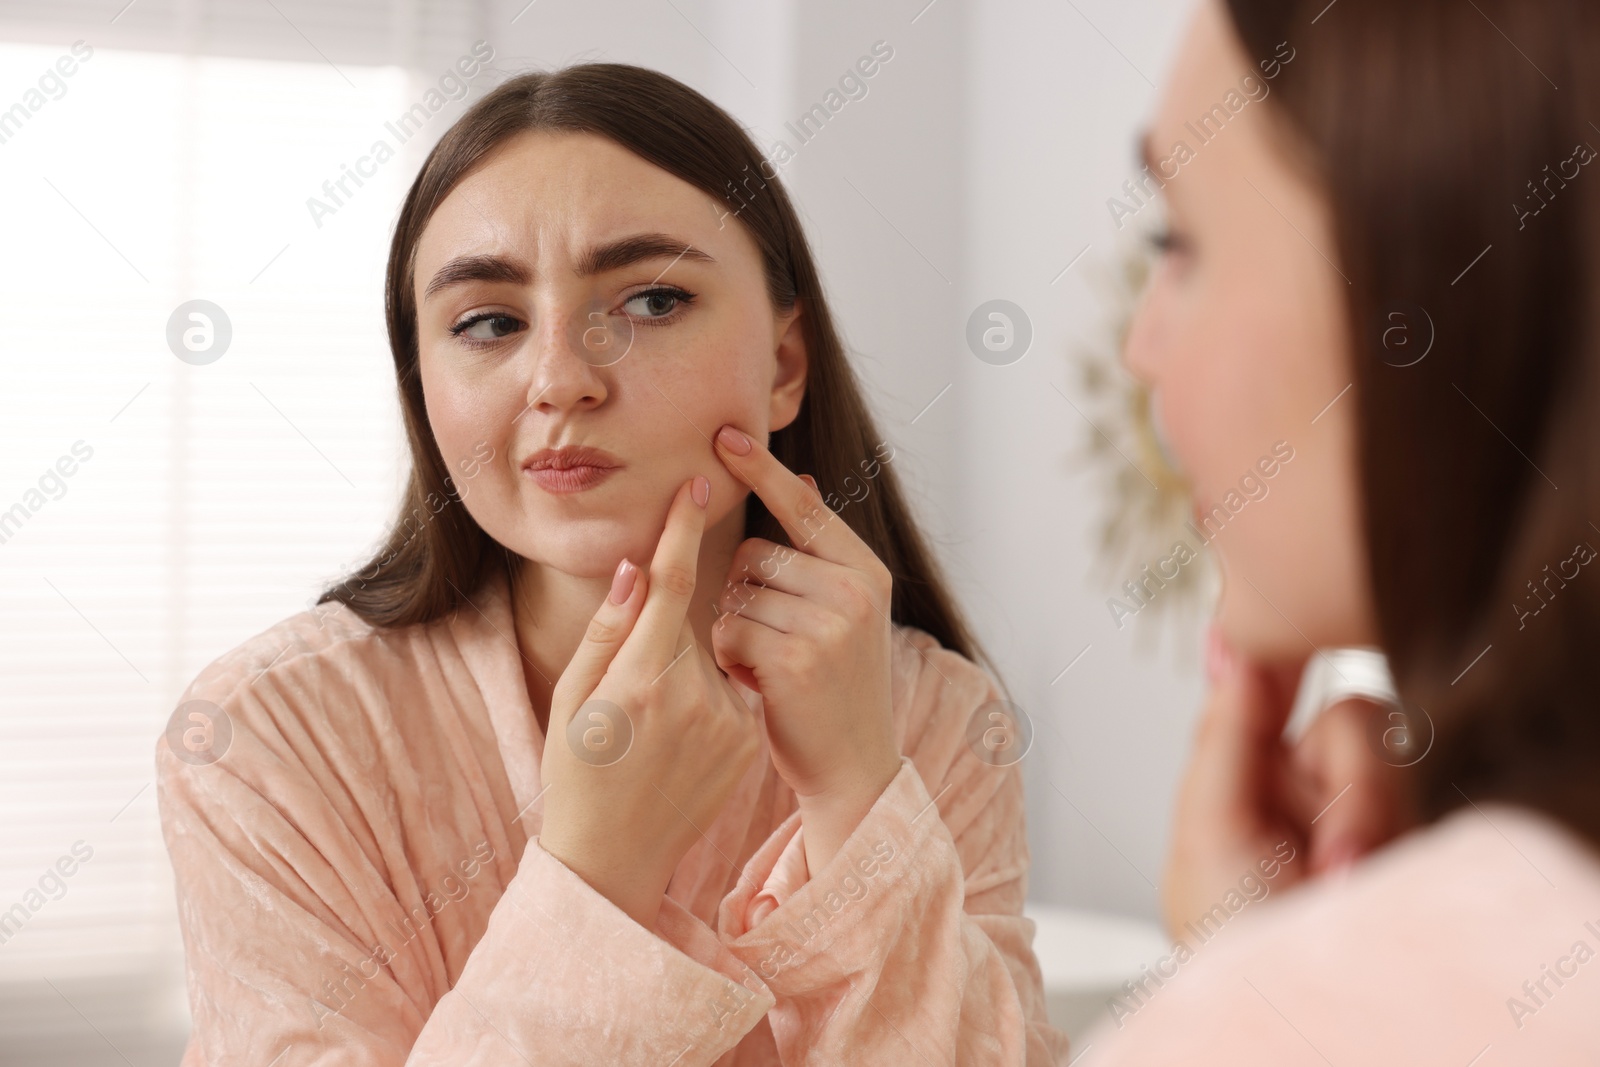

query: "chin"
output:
1219 611 1298 665
507 525 642 581
1214 559 1314 665
1215 595 1272 659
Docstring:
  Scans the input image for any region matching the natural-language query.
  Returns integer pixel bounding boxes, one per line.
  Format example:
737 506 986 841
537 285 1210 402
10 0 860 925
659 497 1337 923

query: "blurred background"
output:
0 0 1205 1058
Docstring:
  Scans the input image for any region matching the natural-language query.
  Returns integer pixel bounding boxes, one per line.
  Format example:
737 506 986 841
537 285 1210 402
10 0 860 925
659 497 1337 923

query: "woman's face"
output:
1123 0 1377 661
413 130 806 580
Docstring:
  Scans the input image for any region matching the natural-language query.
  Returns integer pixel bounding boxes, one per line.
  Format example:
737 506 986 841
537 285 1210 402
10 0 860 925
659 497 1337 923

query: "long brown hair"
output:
1225 0 1600 845
316 63 990 674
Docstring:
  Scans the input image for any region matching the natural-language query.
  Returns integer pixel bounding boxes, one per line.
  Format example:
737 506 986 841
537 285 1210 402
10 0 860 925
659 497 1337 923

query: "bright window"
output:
0 39 431 1052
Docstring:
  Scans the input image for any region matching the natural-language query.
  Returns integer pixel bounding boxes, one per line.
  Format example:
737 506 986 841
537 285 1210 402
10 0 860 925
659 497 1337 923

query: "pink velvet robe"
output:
156 564 1071 1064
1081 802 1600 1064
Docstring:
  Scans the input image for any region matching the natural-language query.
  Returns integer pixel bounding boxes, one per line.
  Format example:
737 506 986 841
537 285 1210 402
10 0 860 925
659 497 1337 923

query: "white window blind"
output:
0 7 493 1051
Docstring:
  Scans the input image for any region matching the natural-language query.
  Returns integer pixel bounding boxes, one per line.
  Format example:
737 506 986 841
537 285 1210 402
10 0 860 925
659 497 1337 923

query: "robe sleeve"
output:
715 630 1073 1065
158 665 778 1066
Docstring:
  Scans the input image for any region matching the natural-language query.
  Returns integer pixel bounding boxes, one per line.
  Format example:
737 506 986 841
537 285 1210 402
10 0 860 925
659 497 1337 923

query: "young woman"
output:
1088 0 1600 1060
156 64 1069 1064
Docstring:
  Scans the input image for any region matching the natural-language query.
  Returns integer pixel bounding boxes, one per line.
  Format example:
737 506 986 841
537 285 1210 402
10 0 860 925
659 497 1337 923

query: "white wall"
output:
953 0 1200 917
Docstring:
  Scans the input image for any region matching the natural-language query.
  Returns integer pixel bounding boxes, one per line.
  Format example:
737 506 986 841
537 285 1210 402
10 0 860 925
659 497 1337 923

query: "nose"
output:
521 309 610 416
1121 284 1162 388
1120 283 1184 476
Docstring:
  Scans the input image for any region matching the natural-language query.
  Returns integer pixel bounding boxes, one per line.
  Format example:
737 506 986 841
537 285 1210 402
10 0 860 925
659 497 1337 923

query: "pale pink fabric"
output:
1082 803 1600 1065
156 563 1071 1065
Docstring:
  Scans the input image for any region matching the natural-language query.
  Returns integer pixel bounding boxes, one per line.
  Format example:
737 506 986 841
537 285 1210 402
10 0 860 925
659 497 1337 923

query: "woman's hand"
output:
1163 629 1308 941
709 424 902 874
1287 690 1418 875
1163 626 1415 940
538 477 763 931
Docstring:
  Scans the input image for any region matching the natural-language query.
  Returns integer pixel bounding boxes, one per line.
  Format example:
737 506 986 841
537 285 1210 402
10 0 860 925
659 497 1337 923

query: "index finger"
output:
713 424 871 568
1190 628 1294 802
615 476 710 671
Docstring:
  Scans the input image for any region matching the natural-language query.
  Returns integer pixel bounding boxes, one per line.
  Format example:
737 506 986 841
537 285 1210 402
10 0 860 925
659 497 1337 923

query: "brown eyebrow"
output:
422 233 714 302
579 233 714 277
422 254 530 301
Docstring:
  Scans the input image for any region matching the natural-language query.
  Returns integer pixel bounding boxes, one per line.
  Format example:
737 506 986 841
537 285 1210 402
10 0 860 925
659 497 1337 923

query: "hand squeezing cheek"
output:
708 423 902 871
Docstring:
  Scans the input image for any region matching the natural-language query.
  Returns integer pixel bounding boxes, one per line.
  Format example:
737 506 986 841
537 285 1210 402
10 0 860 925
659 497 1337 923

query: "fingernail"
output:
717 425 752 455
1319 839 1360 876
1204 621 1234 683
609 558 638 604
692 475 711 508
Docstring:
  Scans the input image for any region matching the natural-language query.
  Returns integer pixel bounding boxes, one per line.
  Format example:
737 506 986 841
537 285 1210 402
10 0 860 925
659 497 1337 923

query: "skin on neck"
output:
511 492 750 733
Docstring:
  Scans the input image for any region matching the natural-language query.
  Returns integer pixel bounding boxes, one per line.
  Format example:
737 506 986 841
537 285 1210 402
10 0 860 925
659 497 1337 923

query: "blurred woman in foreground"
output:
1090 0 1600 1060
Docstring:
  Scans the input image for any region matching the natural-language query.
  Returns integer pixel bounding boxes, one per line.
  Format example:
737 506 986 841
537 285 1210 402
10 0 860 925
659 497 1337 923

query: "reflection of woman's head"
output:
1128 0 1600 842
321 63 985 669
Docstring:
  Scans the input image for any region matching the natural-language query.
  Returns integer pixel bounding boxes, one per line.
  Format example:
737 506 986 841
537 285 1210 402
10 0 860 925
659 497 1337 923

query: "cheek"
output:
1128 267 1264 498
1213 354 1368 650
1219 435 1365 656
1157 314 1262 498
635 329 773 523
418 351 519 491
1184 254 1330 488
419 346 460 424
649 311 775 430
421 377 469 455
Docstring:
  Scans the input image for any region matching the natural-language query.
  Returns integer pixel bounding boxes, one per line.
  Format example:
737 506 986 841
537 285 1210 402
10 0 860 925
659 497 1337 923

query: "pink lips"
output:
522 445 622 495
